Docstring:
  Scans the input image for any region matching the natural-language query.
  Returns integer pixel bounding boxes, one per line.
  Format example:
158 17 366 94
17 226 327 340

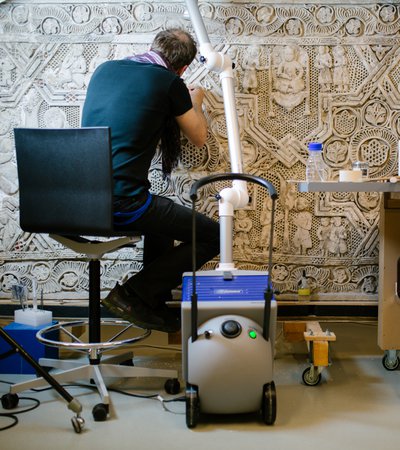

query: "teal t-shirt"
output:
81 60 192 201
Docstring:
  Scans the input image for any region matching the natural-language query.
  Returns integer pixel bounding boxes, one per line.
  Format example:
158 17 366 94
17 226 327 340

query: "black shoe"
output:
102 284 180 333
155 304 181 333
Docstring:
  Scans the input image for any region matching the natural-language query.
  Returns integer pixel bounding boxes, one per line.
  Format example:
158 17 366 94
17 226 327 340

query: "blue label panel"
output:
182 274 271 302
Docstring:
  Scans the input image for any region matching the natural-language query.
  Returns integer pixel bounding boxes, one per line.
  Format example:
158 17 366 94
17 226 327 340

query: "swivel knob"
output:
221 320 242 338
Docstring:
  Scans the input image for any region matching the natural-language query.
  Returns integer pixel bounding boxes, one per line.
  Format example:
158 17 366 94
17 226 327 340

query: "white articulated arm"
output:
185 0 248 268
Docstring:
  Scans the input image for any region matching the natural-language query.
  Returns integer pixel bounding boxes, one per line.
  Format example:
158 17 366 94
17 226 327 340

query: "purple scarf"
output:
125 50 173 71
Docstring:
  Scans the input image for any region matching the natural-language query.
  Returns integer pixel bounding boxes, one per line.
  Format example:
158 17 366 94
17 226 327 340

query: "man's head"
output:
151 28 197 74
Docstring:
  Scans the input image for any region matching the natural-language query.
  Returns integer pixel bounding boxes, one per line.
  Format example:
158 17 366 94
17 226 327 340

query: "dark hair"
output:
151 28 197 71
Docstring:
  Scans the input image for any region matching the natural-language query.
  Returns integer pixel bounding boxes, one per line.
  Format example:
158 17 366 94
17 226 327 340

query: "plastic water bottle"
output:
305 142 326 182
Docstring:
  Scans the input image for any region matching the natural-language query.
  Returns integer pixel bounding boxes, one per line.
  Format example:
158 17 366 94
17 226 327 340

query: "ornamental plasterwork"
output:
1 2 400 304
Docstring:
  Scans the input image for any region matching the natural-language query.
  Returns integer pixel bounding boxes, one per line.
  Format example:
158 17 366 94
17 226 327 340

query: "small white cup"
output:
339 170 363 182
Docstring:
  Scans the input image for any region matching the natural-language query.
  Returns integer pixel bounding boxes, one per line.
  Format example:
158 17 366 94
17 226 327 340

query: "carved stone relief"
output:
1 1 400 304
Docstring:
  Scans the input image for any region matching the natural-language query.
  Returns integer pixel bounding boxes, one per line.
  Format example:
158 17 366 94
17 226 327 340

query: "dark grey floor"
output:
1 321 400 450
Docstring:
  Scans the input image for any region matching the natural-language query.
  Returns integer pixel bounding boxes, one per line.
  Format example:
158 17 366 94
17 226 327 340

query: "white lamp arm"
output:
185 0 249 268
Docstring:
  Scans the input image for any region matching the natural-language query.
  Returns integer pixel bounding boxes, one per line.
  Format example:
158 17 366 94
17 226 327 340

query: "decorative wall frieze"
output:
1 1 400 303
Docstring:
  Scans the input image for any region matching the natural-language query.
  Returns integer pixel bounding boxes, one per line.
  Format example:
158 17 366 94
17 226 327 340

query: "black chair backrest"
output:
14 127 114 236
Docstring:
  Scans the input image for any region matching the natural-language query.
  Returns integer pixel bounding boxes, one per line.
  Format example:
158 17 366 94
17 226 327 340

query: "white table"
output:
297 181 400 193
297 181 400 368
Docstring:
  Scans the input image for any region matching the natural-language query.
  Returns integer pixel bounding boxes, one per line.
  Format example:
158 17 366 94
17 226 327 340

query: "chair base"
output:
9 351 179 421
8 319 179 421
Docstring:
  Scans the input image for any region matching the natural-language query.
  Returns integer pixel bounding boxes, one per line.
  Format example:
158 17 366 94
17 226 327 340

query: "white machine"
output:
182 2 279 427
182 174 278 428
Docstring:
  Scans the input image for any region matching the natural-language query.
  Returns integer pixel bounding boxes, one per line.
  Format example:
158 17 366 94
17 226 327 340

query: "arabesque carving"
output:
1 1 400 305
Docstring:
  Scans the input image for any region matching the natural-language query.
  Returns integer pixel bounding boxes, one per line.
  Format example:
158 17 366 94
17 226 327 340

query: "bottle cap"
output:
308 142 323 151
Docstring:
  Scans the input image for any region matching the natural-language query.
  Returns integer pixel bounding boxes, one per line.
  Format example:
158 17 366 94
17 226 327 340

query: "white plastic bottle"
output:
305 142 326 182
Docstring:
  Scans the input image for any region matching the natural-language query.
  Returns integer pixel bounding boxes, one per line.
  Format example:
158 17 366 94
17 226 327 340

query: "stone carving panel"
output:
1 1 400 304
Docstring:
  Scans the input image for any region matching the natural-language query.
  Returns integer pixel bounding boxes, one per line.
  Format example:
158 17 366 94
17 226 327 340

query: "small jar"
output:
352 161 369 179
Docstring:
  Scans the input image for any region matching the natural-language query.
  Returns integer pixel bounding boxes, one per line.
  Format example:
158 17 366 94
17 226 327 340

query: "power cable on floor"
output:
0 387 40 432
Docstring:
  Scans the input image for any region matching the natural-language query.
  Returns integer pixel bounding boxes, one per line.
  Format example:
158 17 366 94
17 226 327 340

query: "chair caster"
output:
1 393 19 410
92 403 109 421
71 415 85 433
164 378 180 395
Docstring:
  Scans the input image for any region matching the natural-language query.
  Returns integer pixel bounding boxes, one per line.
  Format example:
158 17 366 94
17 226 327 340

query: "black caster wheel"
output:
302 367 322 386
1 393 19 410
165 378 180 395
186 385 200 429
261 381 277 425
71 415 85 433
382 354 400 371
92 403 109 421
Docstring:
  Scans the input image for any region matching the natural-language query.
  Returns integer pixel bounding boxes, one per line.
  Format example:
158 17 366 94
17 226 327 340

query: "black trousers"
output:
114 195 220 308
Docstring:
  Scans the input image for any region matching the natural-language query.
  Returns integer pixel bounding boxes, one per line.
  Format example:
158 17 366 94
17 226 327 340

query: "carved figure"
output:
46 45 87 89
242 45 260 94
0 57 15 88
19 89 41 128
0 136 18 195
316 217 331 256
270 44 309 115
259 196 273 249
279 179 297 253
292 197 312 255
275 45 305 94
333 46 350 92
89 44 111 73
327 217 347 255
234 210 252 258
315 46 332 92
85 44 112 86
60 44 86 89
0 197 19 251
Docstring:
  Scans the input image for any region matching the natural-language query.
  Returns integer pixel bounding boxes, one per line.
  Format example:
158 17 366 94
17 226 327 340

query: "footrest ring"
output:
36 319 151 354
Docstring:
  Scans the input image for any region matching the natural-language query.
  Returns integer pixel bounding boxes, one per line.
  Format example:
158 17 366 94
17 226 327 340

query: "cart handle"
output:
189 172 278 342
189 173 278 201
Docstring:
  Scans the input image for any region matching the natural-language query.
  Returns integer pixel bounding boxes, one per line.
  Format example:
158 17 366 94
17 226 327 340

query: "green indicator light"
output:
249 329 257 339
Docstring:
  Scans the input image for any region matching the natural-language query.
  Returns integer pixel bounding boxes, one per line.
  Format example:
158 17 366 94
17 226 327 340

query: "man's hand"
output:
188 85 205 109
176 85 208 147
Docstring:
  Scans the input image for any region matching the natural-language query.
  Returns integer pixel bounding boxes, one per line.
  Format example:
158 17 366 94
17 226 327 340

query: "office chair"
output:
11 127 179 421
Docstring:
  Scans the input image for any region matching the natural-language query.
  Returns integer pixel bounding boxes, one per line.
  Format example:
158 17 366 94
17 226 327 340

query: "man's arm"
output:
175 86 208 148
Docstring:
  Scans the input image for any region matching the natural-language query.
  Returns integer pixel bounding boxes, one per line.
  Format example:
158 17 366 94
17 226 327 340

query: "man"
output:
81 28 220 333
